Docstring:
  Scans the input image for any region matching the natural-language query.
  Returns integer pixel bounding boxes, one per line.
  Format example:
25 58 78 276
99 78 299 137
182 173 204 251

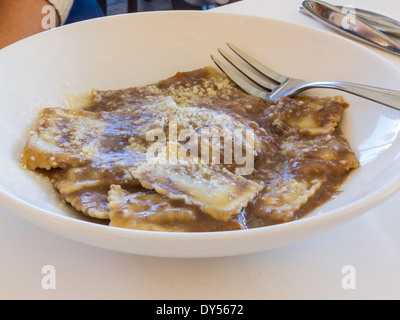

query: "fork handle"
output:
302 81 400 111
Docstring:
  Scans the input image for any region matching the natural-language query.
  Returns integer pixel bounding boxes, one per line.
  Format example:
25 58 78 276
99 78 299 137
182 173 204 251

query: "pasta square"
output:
132 143 263 222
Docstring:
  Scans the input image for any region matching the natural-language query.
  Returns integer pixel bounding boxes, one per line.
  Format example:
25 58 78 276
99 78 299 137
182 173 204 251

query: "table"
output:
1 0 399 300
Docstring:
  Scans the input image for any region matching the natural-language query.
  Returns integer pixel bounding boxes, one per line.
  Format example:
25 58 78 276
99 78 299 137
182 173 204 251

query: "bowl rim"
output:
1 10 400 249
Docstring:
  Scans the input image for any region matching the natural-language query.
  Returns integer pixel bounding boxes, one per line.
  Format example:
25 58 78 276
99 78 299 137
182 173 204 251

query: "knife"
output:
298 5 400 37
298 6 400 37
337 7 400 37
300 0 400 56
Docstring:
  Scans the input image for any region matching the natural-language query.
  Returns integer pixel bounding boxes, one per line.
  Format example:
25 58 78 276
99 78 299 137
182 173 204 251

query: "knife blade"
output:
298 5 400 36
337 6 400 37
300 0 400 56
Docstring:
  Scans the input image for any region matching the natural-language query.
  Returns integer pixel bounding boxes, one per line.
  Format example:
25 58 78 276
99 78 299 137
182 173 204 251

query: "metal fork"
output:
211 43 400 111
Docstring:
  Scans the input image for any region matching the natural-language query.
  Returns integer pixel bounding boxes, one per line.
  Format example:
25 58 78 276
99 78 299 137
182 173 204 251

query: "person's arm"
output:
0 0 60 49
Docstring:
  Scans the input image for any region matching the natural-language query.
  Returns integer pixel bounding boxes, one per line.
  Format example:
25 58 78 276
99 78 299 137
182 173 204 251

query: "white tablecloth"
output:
1 0 399 300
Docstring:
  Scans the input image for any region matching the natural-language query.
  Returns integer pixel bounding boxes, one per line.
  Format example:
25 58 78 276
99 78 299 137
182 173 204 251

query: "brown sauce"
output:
21 67 359 232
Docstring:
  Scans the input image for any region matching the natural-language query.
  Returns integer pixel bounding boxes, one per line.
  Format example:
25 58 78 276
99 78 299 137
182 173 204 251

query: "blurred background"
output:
103 0 221 14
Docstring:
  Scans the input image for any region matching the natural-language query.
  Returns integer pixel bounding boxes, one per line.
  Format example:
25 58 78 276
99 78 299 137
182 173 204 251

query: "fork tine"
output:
226 43 289 84
211 54 268 99
217 48 277 91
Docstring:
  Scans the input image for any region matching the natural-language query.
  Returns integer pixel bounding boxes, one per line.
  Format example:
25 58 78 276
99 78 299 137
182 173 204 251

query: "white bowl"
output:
1 11 400 258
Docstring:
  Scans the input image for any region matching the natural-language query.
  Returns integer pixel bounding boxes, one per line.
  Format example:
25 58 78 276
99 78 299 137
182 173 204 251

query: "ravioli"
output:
108 185 245 232
132 142 263 222
21 66 359 231
88 66 264 112
108 185 196 232
267 96 346 136
46 158 142 219
22 108 147 218
253 177 323 223
22 108 107 170
281 133 359 173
